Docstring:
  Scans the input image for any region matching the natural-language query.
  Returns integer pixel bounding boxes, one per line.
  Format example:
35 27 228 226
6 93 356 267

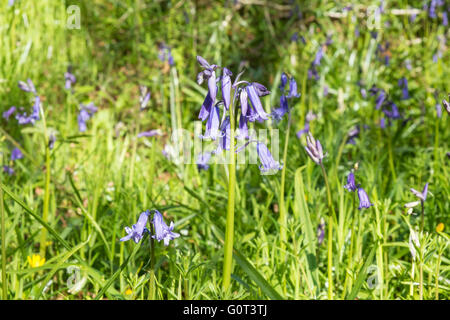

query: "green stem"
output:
148 223 156 300
320 163 335 300
278 113 292 260
435 248 442 300
420 201 425 235
223 94 236 291
1 174 6 299
39 106 51 257
387 131 397 182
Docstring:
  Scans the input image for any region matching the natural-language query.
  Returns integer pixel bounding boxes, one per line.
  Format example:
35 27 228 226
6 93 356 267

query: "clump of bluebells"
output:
77 103 97 132
195 55 283 173
2 79 41 125
120 209 179 246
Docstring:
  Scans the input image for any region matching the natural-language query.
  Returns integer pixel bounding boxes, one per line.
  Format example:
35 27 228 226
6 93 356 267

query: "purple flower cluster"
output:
3 79 41 125
3 147 24 176
195 55 282 173
271 72 301 121
158 43 175 66
77 103 98 132
120 210 179 246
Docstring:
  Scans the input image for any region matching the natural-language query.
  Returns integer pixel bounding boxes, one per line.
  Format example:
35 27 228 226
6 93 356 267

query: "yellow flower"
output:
125 288 133 295
27 254 45 268
436 223 444 233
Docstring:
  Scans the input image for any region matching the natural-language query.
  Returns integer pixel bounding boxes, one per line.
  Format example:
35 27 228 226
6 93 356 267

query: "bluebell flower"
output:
357 187 373 210
197 152 212 171
139 86 151 110
64 68 76 90
152 210 180 246
347 126 360 145
304 132 325 165
443 11 448 26
77 103 97 132
48 133 56 150
197 56 218 121
317 217 325 246
344 172 357 192
2 106 16 120
138 130 160 138
237 114 249 141
287 77 301 98
410 183 429 202
380 117 386 129
443 96 450 115
398 77 410 100
296 121 310 138
256 142 282 173
221 68 232 109
271 95 289 121
383 102 401 119
3 165 14 176
11 147 23 161
15 96 41 125
313 47 324 67
279 72 288 91
375 90 386 110
246 83 269 121
18 79 37 95
200 105 221 140
120 210 151 243
436 103 442 118
216 116 231 152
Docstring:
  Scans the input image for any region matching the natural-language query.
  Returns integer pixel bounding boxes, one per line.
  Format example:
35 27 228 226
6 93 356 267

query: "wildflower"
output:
317 217 325 246
398 77 409 100
246 84 269 121
296 121 310 138
380 117 386 129
347 126 360 145
11 147 23 161
383 102 401 119
279 72 288 91
409 228 420 261
304 132 325 165
357 187 373 210
3 165 14 176
443 96 450 115
2 106 16 120
256 142 282 173
436 103 442 118
443 11 448 26
197 56 218 121
138 130 160 138
436 223 444 233
236 114 249 141
410 183 428 202
64 68 76 90
404 201 421 208
200 105 221 140
152 210 180 246
15 96 41 125
271 95 289 121
125 288 133 296
286 77 301 99
313 47 324 67
18 79 37 95
221 68 232 109
344 172 357 192
120 210 151 243
77 103 97 132
48 133 56 150
139 86 151 110
196 152 211 171
27 254 45 268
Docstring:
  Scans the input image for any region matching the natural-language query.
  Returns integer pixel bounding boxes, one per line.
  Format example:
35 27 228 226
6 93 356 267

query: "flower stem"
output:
223 96 236 291
39 106 51 257
0 174 7 299
148 223 156 300
320 163 335 300
279 113 292 260
420 201 425 234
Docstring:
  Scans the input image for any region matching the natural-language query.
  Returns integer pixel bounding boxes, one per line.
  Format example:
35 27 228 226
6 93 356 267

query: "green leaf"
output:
294 167 320 294
347 245 376 300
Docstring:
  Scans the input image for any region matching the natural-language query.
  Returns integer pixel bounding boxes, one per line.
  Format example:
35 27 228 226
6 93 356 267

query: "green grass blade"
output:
347 245 376 300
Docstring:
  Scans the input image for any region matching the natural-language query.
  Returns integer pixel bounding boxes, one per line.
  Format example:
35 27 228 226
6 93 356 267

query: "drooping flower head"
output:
410 183 429 202
152 210 180 246
304 132 325 165
120 210 151 243
138 130 161 138
64 67 76 90
398 77 410 100
443 95 450 115
357 187 373 210
3 106 16 120
77 103 97 132
197 152 212 171
139 85 151 110
344 172 357 192
3 165 14 176
18 79 37 95
11 147 23 161
317 217 325 246
256 142 282 173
